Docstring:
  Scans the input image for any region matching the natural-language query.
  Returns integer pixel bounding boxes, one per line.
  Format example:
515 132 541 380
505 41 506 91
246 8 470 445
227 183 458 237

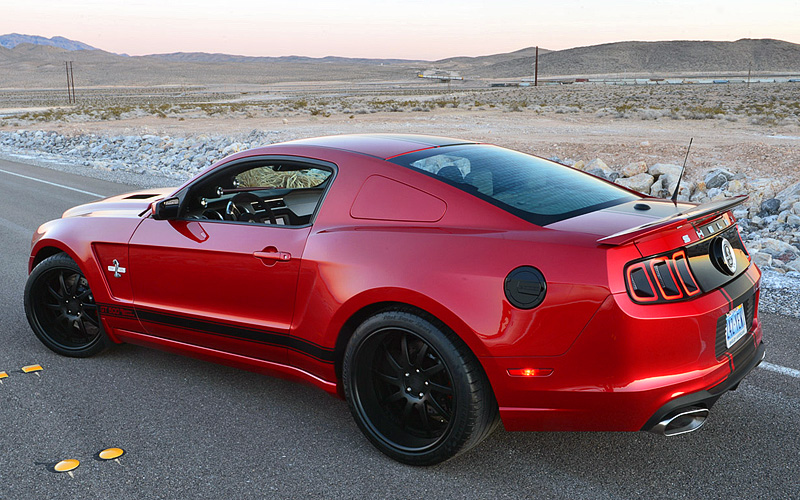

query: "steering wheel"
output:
229 192 277 224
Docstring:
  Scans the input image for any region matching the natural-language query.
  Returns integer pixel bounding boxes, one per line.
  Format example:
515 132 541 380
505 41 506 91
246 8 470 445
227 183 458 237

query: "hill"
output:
0 33 97 51
0 36 798 88
480 39 800 78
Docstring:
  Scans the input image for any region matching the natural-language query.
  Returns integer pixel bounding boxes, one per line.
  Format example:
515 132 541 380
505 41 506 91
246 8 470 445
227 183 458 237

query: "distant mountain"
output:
0 33 97 51
477 39 800 78
150 52 422 65
1 36 798 88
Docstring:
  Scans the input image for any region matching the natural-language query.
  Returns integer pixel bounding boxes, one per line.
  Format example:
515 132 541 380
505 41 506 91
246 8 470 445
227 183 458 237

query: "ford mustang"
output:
24 134 764 464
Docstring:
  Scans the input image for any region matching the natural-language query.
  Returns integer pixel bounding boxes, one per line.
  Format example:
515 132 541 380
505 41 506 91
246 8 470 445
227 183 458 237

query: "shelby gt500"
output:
25 134 764 464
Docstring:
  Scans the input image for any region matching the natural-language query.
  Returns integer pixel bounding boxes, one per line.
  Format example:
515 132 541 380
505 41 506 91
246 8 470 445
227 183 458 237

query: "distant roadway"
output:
0 157 798 499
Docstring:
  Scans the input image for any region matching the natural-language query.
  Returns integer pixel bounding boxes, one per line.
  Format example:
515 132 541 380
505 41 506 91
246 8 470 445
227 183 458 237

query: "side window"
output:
183 161 333 226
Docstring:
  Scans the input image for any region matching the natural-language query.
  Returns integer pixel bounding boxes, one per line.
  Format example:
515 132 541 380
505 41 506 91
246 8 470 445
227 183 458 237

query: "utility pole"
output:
65 61 76 103
747 62 751 88
534 46 539 87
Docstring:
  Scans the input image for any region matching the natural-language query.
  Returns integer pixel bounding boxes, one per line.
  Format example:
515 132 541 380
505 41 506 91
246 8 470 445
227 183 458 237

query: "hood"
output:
62 188 175 218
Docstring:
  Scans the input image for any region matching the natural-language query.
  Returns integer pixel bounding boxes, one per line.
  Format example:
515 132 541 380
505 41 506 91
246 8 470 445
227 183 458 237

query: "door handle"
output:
253 250 291 262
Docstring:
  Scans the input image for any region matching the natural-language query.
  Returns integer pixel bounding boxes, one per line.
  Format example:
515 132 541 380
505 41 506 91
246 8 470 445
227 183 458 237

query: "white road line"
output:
760 362 800 378
0 168 103 198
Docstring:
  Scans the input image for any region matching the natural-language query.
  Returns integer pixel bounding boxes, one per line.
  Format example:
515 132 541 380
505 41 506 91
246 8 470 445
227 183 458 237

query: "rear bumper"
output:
484 263 763 432
641 340 765 432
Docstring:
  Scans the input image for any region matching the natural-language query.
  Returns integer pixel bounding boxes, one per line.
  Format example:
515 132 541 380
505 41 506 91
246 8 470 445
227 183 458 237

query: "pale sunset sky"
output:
2 0 798 59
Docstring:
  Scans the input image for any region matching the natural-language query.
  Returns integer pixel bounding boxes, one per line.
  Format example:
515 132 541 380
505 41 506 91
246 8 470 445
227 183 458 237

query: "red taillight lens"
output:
625 250 702 304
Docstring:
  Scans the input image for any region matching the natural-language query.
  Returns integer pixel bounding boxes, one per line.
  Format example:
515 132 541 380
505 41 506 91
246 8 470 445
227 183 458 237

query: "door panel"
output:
129 218 310 363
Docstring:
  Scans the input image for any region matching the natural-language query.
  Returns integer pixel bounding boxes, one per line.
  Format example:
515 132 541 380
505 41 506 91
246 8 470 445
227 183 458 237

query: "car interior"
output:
182 161 333 226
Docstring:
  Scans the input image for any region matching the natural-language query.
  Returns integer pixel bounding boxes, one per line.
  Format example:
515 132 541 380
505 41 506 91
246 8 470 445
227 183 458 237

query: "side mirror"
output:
151 197 180 220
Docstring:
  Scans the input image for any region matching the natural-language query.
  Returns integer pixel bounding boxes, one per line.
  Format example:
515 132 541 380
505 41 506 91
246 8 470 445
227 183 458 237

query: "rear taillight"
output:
625 249 702 304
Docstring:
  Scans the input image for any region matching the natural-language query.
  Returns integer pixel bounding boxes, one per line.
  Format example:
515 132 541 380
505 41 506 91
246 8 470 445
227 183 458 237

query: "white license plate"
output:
725 304 748 348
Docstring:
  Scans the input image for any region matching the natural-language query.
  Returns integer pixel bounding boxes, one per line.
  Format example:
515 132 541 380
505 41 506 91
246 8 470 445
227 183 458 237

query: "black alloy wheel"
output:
343 310 499 465
24 253 108 357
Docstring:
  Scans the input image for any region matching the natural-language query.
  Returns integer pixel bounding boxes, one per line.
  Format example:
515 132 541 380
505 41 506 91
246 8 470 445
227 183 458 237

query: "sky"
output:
2 0 799 60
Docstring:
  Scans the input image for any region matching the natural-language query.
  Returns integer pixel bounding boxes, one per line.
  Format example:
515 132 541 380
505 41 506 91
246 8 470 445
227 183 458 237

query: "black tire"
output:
342 310 499 465
24 253 108 357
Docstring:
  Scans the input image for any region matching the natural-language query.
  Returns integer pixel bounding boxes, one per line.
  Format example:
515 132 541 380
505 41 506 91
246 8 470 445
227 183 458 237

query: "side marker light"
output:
0 371 7 384
54 459 80 476
508 368 553 377
22 365 43 373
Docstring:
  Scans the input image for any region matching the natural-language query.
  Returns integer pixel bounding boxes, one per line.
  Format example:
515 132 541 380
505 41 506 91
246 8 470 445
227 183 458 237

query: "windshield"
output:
390 144 638 225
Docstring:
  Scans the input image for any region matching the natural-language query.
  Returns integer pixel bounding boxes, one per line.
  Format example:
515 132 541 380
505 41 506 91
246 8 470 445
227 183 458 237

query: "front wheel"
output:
24 253 108 357
342 310 498 465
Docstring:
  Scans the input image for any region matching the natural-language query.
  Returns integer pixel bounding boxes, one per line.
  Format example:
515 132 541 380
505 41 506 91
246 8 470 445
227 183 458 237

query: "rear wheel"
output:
343 310 498 465
24 253 108 357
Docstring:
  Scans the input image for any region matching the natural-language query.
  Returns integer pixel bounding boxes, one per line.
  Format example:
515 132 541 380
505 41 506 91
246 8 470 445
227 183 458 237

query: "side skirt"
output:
113 329 341 397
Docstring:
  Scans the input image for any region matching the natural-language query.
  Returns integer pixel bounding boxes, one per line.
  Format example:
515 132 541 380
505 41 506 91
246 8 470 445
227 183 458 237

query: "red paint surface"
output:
28 135 763 432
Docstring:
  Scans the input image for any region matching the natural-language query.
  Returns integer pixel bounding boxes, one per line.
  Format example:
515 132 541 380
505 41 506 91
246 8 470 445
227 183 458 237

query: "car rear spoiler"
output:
597 195 748 246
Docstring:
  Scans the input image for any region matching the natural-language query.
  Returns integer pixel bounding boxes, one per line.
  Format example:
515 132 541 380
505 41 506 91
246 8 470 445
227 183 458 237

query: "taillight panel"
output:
625 249 704 304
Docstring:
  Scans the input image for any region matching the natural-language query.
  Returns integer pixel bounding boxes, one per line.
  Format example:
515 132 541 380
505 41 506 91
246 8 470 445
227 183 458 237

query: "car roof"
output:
280 134 476 160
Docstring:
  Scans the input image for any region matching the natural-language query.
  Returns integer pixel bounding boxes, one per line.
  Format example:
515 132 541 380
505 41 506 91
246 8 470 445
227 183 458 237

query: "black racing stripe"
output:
99 303 334 363
136 308 335 363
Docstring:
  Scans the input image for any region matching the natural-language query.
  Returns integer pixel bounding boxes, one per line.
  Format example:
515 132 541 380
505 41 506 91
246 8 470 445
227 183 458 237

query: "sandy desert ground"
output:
2 82 799 182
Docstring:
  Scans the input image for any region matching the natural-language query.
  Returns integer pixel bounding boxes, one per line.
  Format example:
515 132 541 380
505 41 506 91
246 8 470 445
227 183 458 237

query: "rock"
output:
704 172 728 190
726 179 746 194
621 161 647 177
753 252 773 268
571 160 585 170
649 176 670 198
762 238 798 255
648 163 683 179
760 198 781 216
788 214 800 226
615 172 655 193
585 158 613 175
786 259 800 273
775 180 800 204
586 167 614 181
793 202 800 215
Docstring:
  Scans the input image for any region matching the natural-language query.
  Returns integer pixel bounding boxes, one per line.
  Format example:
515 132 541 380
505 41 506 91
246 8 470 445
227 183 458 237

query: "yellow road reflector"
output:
98 447 125 460
54 459 80 473
22 364 43 373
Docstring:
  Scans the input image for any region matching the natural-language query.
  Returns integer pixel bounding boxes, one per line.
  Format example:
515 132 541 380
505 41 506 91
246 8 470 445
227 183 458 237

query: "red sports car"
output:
24 134 764 464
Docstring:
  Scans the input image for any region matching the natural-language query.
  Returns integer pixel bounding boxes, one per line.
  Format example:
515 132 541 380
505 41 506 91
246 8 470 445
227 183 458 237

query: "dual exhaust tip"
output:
649 408 710 436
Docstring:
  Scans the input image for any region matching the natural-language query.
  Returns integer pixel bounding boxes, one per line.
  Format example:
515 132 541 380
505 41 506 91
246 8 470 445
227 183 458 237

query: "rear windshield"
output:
390 144 638 225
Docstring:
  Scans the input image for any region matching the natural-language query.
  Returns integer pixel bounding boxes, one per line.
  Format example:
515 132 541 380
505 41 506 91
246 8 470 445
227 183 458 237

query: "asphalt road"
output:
0 157 798 499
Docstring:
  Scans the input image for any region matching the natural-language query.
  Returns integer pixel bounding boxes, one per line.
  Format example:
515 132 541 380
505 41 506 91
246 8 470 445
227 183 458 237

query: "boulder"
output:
621 161 647 177
648 163 683 179
585 158 613 176
752 252 773 268
615 173 655 193
762 238 798 255
726 179 746 194
759 198 781 216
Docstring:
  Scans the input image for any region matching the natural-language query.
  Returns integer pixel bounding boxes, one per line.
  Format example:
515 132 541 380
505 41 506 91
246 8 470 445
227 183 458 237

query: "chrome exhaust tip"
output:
650 408 710 436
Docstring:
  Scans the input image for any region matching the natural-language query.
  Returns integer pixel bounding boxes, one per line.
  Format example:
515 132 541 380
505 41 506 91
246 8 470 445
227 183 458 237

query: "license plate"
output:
725 304 748 348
